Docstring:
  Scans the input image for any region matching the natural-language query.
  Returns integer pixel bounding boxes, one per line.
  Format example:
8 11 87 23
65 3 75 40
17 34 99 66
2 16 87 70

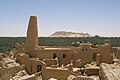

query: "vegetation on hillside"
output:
0 37 120 53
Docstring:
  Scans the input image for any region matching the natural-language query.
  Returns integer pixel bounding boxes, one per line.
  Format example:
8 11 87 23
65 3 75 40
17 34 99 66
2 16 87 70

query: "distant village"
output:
0 16 120 80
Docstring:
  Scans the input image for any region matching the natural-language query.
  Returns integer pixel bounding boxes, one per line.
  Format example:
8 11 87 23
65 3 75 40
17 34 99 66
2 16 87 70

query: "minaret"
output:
25 16 38 54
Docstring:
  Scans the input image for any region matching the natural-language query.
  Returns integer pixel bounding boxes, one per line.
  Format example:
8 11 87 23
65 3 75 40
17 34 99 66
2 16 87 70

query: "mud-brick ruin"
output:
0 16 120 80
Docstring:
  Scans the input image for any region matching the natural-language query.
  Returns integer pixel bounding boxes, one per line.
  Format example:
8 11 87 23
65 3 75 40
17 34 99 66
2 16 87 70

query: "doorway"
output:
37 65 42 72
93 53 96 61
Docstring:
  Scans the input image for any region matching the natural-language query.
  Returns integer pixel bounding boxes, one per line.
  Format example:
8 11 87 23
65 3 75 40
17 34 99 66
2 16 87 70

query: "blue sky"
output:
0 0 120 37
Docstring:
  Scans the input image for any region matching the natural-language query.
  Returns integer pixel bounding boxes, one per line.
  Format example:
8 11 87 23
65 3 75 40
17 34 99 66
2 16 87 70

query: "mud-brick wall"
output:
42 67 69 80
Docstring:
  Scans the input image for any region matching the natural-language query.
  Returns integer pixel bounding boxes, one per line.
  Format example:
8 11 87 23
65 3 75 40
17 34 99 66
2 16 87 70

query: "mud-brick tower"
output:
25 16 38 55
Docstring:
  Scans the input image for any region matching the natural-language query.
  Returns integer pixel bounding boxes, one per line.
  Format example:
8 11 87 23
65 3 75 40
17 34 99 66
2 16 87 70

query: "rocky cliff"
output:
50 31 92 37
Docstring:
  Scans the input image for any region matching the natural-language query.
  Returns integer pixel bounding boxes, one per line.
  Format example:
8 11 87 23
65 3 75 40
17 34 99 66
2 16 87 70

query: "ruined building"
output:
1 16 120 80
15 16 114 79
24 16 113 66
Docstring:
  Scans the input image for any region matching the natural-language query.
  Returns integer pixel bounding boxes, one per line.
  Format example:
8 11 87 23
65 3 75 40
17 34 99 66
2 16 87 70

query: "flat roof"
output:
44 48 71 50
37 46 73 50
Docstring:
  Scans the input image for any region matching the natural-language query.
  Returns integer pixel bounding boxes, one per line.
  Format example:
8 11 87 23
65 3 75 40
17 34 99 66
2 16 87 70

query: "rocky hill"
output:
50 31 92 37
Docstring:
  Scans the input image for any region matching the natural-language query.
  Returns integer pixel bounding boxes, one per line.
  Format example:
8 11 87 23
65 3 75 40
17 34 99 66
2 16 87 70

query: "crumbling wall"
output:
16 53 45 74
41 65 69 80
84 64 99 76
116 48 120 59
0 65 24 80
97 45 113 64
74 43 93 67
34 49 73 66
112 47 118 58
15 43 23 53
43 58 58 67
73 76 98 80
12 70 41 80
99 63 120 80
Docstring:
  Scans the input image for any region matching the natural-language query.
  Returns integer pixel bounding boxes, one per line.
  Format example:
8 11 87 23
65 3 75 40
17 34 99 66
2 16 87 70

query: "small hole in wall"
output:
83 49 84 51
63 54 65 58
